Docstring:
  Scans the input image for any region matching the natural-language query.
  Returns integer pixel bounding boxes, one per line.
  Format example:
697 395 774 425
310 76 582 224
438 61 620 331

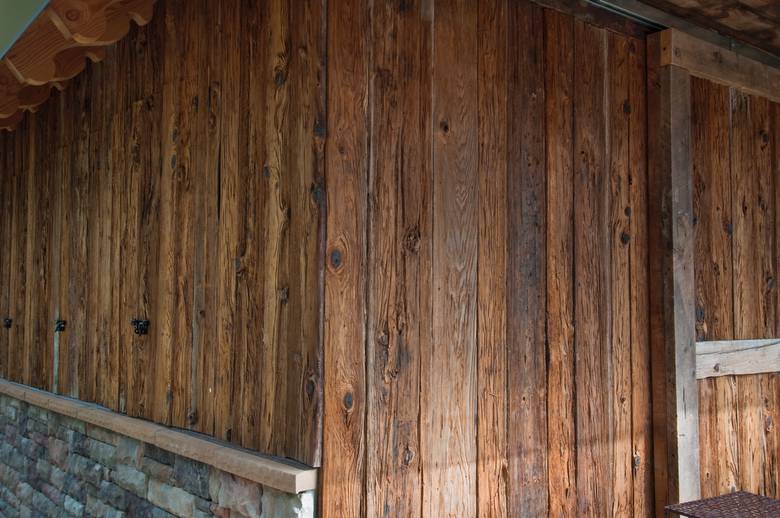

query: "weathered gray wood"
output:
649 30 701 506
696 339 780 379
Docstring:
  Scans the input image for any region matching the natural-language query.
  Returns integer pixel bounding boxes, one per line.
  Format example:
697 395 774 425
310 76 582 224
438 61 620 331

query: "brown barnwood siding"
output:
0 0 324 467
693 76 780 498
323 1 653 516
14 0 774 515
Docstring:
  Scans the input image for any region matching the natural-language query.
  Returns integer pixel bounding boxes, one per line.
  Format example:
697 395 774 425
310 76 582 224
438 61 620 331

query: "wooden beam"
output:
648 33 701 508
0 0 156 130
696 339 780 379
657 29 780 104
0 378 317 494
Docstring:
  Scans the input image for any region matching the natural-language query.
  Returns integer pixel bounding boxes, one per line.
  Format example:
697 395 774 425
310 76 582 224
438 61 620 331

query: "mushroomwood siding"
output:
0 0 325 467
323 1 653 516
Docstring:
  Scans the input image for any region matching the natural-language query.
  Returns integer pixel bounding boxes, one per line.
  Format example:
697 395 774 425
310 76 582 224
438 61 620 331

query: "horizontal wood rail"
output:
0 378 317 494
657 29 780 103
696 339 780 379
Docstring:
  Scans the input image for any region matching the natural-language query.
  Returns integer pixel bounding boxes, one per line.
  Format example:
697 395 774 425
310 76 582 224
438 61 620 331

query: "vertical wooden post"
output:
648 33 701 509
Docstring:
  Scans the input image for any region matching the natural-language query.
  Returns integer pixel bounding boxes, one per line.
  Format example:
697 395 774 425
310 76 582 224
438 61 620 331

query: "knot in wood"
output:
404 225 421 254
330 249 343 270
402 446 415 467
342 392 354 411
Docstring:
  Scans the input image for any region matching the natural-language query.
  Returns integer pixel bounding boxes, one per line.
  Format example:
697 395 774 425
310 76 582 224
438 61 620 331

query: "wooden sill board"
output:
0 378 317 494
696 339 780 379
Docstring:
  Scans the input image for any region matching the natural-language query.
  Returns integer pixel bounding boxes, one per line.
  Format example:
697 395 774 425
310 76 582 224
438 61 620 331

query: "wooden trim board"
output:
648 32 701 506
657 29 780 104
696 339 780 379
0 378 317 494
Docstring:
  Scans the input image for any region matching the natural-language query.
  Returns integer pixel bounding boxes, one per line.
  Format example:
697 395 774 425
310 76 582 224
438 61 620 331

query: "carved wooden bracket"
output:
0 0 156 130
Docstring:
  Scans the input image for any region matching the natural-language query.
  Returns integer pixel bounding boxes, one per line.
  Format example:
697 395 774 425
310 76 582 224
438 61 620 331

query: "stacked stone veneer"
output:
0 394 315 517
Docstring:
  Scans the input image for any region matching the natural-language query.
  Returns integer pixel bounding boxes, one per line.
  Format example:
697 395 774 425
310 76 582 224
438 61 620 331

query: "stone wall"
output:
0 394 315 517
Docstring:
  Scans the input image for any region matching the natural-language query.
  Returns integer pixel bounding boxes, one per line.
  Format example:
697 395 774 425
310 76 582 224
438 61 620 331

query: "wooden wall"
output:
322 1 654 516
5 0 779 515
0 0 324 467
693 76 780 498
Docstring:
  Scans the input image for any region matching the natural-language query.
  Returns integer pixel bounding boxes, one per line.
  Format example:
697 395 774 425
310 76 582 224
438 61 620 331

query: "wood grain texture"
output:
507 3 548 515
656 30 780 105
544 9 576 517
691 76 736 498
648 34 701 505
641 0 780 57
321 0 368 513
608 31 633 517
423 0 479 515
0 1 673 514
696 339 780 379
691 75 780 502
477 0 508 516
365 1 430 516
0 0 157 128
0 136 12 378
628 35 654 518
574 19 611 516
731 89 774 496
0 0 323 467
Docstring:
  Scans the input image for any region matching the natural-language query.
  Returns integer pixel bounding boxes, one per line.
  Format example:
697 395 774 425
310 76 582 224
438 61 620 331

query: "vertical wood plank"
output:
477 0 508 516
574 20 610 516
169 0 199 430
97 47 117 410
648 34 701 504
284 0 326 465
213 0 241 443
57 92 73 397
26 110 54 390
322 0 369 514
769 101 780 498
110 37 129 413
0 135 11 378
154 0 179 426
506 2 548 516
85 62 103 403
608 31 633 518
139 17 164 423
366 1 430 516
545 9 576 517
22 117 36 387
628 35 654 518
70 76 90 399
423 0 478 516
731 90 774 495
192 0 223 438
255 0 289 453
9 118 28 385
690 77 736 497
234 0 262 451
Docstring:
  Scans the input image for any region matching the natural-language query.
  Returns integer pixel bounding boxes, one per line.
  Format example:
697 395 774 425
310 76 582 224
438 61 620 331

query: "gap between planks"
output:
0 378 317 494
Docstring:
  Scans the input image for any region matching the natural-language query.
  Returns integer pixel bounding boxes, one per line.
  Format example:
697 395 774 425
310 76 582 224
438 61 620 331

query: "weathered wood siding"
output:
0 0 324 467
693 76 780 498
322 2 653 516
